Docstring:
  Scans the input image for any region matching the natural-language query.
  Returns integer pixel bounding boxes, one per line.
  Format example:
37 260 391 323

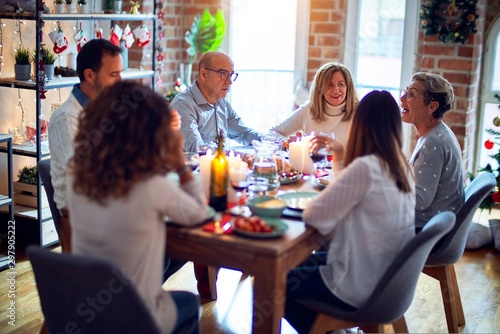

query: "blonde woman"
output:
272 62 358 146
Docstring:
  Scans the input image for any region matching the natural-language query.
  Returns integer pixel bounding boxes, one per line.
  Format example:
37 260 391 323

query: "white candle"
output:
199 152 214 202
289 141 303 171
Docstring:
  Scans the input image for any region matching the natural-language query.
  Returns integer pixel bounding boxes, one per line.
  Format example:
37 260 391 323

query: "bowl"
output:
246 196 286 217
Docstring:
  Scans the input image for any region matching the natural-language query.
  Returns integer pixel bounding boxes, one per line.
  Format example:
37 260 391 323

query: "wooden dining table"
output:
165 178 326 334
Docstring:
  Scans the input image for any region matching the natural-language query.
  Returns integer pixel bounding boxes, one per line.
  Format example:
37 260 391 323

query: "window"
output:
226 0 309 132
477 18 500 170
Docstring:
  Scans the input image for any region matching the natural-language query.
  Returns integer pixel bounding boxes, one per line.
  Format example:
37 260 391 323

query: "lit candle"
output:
227 152 244 204
289 141 303 171
302 135 314 175
199 150 214 202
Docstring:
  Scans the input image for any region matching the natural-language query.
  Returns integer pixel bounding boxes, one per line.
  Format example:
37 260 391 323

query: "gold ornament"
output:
421 19 428 26
130 1 140 14
493 116 500 127
454 32 460 37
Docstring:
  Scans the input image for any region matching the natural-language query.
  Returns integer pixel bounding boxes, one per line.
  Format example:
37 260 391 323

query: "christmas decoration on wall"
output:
419 0 478 44
0 20 3 77
155 0 165 89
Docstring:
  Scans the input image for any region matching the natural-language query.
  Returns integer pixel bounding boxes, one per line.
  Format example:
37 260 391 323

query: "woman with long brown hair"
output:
68 81 208 333
284 91 416 333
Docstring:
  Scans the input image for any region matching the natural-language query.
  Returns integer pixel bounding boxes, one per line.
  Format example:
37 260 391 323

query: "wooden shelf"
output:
0 69 156 90
0 12 155 21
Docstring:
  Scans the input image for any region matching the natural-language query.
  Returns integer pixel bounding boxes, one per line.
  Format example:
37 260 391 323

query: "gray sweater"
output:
410 121 465 228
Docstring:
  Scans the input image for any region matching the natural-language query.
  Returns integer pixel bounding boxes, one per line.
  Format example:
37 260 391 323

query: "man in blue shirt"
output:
171 51 261 152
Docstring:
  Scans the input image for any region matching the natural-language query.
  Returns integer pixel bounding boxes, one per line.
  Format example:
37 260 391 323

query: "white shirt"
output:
303 154 416 307
272 101 351 146
69 174 209 334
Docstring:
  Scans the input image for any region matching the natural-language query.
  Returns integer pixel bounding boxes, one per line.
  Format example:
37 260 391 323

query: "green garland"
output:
420 0 478 44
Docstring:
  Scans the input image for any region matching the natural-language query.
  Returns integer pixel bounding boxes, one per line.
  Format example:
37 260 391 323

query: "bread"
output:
256 199 286 209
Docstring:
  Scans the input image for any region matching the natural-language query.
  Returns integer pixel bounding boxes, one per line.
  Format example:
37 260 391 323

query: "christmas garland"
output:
420 0 478 44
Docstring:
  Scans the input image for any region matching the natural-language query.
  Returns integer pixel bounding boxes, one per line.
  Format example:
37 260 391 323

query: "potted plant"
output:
54 0 64 13
41 46 57 80
14 165 46 207
77 0 88 13
183 9 226 85
13 47 33 81
64 0 75 13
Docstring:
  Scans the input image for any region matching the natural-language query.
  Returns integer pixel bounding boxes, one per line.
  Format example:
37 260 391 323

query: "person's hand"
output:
170 109 181 131
170 132 187 171
310 135 342 153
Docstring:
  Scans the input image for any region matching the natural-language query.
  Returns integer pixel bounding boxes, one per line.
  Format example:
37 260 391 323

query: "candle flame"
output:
229 150 235 158
206 149 213 156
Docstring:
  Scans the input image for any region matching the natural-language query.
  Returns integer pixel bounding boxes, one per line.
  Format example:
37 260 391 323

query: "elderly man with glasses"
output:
170 51 262 153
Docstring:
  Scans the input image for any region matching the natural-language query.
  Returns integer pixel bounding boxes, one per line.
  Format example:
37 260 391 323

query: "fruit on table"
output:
235 216 273 233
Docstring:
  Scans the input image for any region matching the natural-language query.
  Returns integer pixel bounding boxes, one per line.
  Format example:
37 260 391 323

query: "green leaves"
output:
185 9 226 64
18 166 38 185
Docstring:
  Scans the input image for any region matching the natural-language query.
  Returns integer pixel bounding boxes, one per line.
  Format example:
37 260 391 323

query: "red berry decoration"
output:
485 139 494 150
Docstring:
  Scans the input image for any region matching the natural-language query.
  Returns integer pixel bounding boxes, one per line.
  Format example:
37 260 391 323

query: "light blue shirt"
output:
170 81 261 152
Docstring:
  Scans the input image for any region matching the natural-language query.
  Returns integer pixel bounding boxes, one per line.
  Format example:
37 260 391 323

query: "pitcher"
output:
251 141 283 191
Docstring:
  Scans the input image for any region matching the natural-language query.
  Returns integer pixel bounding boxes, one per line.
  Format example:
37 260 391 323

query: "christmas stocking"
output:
110 24 123 47
73 29 87 52
133 24 150 47
49 30 68 54
94 23 103 39
122 24 135 48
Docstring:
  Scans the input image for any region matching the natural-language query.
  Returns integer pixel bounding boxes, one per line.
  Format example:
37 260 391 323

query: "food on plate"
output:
242 153 300 177
256 199 286 209
234 216 273 233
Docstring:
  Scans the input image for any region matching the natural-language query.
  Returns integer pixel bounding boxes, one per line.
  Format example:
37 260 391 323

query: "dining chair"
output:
297 211 456 334
422 172 496 333
28 246 200 334
37 159 61 240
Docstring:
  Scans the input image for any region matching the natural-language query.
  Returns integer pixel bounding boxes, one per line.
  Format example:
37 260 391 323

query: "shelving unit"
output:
0 9 157 247
0 135 13 227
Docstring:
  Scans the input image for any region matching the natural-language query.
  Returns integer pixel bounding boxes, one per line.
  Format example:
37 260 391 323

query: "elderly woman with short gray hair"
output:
400 72 465 230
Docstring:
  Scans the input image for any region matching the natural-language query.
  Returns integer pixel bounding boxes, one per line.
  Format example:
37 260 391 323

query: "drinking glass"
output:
183 152 200 172
229 165 252 215
308 135 331 183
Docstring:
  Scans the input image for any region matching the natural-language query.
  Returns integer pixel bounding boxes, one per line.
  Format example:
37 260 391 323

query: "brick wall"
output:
414 0 490 173
307 0 346 82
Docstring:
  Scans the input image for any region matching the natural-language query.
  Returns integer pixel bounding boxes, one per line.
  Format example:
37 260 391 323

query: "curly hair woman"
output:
68 81 207 333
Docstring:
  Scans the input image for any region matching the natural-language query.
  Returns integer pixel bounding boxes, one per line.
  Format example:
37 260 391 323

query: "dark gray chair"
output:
297 211 456 334
27 246 199 334
423 172 496 333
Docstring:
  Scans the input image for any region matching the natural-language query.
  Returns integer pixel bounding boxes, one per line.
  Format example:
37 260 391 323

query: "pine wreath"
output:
420 0 478 44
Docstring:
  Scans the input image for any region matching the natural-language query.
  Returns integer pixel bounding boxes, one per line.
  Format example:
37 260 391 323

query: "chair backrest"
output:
426 172 496 266
27 246 161 334
37 159 61 234
355 211 456 324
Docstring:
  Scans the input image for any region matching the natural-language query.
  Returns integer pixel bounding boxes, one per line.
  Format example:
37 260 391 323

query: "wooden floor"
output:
1 210 499 334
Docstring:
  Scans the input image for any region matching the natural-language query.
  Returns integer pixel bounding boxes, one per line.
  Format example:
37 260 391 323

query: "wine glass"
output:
308 136 330 183
183 152 200 172
229 165 252 215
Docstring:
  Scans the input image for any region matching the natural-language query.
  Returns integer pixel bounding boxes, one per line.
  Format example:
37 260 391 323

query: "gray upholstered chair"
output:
27 245 199 334
423 172 496 333
297 211 456 334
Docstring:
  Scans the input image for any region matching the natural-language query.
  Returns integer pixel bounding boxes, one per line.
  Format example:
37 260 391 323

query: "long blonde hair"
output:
309 62 358 122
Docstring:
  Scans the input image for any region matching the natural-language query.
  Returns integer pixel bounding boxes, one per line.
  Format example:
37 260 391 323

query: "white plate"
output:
277 192 318 211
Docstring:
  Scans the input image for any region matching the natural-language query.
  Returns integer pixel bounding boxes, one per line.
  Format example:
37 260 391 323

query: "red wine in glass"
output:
309 151 328 163
231 180 250 192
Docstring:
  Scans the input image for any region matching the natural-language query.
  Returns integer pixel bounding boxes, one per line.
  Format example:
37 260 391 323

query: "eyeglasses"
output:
400 89 423 100
204 68 239 82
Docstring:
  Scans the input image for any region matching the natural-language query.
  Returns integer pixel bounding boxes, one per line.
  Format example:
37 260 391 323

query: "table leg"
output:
252 263 286 334
193 263 218 300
